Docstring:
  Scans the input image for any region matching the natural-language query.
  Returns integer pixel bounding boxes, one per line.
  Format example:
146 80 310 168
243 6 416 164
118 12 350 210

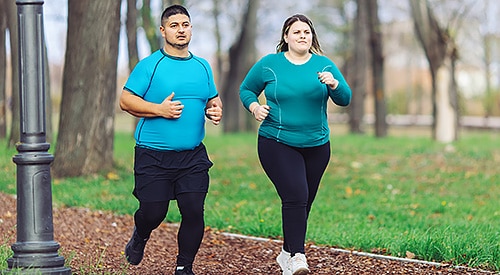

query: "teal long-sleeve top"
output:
239 52 352 148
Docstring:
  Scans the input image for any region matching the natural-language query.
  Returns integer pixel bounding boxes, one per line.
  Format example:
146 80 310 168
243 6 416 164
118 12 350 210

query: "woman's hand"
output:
250 104 270 122
318 72 339 89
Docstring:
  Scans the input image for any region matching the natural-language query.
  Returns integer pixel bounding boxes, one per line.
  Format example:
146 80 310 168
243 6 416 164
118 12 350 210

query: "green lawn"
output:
1 127 499 271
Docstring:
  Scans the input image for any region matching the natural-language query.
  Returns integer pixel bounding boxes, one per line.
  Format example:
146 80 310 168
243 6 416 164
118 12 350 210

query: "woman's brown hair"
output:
276 14 323 55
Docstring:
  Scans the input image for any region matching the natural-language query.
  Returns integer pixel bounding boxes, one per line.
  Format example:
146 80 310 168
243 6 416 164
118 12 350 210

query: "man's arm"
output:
119 90 184 119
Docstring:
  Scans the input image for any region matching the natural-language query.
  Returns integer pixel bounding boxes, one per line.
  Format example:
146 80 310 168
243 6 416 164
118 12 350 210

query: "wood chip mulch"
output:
0 193 496 274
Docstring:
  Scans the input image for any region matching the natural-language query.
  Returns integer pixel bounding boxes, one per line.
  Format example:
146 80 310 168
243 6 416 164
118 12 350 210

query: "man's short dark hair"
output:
161 4 190 25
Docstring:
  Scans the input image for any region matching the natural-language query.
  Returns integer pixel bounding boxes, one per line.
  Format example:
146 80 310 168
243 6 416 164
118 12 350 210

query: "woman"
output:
239 14 351 275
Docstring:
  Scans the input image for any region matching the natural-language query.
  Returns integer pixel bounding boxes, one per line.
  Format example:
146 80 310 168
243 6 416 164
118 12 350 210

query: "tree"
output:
221 0 260 132
4 0 20 146
126 0 141 134
349 0 370 134
140 0 160 54
163 0 184 6
410 0 459 142
52 1 121 177
367 0 387 137
212 0 224 87
126 0 140 72
44 45 54 143
0 0 6 139
478 0 497 119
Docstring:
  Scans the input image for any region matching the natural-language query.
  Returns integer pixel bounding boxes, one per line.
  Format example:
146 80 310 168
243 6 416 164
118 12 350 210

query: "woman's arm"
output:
327 66 352 106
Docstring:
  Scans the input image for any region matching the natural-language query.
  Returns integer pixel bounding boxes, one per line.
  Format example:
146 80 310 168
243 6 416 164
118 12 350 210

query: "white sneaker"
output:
276 249 291 275
288 253 309 275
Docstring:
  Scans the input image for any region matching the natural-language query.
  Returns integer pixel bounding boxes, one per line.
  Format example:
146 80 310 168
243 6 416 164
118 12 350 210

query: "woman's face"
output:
284 21 312 54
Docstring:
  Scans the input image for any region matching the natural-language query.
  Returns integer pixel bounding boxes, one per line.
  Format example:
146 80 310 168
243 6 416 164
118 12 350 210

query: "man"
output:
119 5 222 275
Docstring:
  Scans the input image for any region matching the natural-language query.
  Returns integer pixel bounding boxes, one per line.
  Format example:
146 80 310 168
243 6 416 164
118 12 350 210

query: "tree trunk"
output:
126 0 139 72
141 0 160 54
6 0 20 147
349 0 369 134
221 0 259 133
53 1 121 177
163 0 184 6
43 42 53 143
435 57 458 142
410 0 458 142
483 32 493 117
212 0 224 87
126 0 141 134
367 0 387 137
0 1 6 139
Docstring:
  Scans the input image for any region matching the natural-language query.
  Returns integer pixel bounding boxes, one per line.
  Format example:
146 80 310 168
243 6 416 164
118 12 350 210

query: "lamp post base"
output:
6 240 71 274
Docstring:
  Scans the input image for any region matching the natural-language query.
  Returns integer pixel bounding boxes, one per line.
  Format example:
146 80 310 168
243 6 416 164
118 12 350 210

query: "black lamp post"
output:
5 1 71 274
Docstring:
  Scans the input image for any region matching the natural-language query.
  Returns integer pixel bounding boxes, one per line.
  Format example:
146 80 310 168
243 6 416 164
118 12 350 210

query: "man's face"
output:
160 14 192 50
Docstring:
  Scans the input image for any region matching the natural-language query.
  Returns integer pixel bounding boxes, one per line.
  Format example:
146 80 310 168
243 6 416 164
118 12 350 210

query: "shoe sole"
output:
292 267 310 275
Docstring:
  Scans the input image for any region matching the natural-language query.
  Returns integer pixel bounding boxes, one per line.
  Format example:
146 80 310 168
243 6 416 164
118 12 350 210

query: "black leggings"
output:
258 136 330 255
133 192 206 266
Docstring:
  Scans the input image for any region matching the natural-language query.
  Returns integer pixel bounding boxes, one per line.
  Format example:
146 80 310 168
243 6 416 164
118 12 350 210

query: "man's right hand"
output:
160 92 184 119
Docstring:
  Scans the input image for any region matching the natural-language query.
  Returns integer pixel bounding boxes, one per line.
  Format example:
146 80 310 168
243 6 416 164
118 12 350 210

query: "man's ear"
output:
159 26 166 37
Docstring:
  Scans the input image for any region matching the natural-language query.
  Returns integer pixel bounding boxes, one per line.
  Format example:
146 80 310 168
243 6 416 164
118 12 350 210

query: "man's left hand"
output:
206 100 223 125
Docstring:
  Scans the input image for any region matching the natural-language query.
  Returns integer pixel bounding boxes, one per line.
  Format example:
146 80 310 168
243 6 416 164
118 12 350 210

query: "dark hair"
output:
161 4 190 26
276 14 323 55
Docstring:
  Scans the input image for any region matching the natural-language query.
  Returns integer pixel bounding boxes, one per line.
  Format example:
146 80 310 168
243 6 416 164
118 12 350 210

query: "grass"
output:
1 126 499 272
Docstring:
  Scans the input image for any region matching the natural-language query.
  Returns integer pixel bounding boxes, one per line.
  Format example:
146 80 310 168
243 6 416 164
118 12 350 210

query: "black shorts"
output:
132 143 213 202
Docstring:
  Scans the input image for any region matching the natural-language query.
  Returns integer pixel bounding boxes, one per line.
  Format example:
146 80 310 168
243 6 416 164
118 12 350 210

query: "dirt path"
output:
0 193 495 274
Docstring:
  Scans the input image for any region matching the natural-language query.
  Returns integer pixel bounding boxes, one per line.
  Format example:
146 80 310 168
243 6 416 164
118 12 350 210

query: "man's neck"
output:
163 45 190 58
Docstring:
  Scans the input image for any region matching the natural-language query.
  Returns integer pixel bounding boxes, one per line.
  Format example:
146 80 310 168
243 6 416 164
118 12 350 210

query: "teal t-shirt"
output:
239 52 351 148
124 49 218 151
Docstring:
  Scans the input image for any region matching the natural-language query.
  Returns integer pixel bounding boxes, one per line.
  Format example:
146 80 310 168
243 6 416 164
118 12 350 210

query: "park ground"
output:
1 192 496 275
